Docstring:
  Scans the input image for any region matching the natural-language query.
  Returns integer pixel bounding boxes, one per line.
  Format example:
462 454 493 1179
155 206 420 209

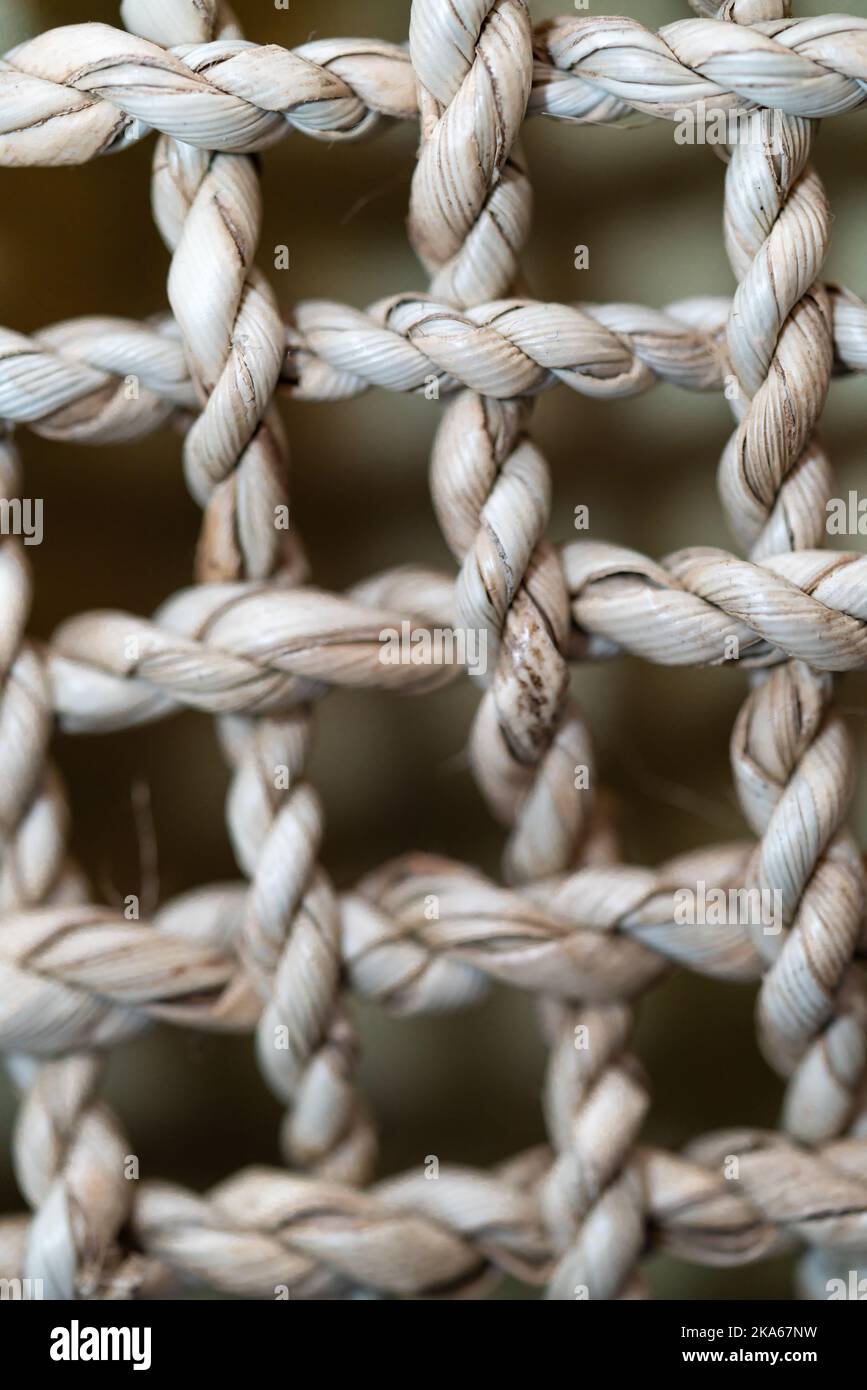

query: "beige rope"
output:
3 14 867 165
408 0 644 1301
0 0 865 1301
5 286 867 441
715 0 867 1154
132 0 372 1186
40 546 867 741
566 543 867 669
0 429 138 1297
118 1131 867 1297
411 1 593 890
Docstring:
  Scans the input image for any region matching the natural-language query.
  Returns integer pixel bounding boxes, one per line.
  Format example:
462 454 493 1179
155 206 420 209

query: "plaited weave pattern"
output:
0 0 866 1302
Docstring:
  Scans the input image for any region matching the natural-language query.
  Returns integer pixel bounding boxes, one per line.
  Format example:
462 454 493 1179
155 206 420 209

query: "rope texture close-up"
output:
0 0 866 1302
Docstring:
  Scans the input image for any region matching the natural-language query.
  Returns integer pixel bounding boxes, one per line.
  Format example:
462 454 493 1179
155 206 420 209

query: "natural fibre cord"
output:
0 0 866 1301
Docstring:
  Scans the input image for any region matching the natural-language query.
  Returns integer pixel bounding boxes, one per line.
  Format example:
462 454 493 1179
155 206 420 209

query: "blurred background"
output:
0 0 865 1298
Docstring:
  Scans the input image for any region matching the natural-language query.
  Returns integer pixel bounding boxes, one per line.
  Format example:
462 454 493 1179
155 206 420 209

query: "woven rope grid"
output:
0 0 866 1301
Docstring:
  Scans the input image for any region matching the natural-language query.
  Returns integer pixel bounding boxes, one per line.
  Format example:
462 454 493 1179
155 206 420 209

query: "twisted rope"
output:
116 1131 867 1298
715 0 867 1150
6 287 867 442
0 0 864 1302
131 0 371 1185
3 14 867 165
